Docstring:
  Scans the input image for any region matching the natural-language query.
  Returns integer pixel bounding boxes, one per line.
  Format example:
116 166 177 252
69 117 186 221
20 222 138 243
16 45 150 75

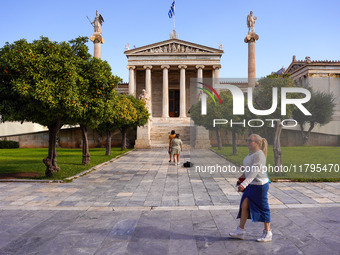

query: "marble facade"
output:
124 34 223 148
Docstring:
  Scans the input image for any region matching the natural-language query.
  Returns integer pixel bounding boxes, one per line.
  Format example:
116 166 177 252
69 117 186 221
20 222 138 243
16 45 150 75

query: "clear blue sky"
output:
2 0 339 82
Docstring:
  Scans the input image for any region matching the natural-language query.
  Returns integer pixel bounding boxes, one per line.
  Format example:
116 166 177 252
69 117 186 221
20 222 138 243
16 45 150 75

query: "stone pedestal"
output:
244 32 259 87
194 126 211 149
90 32 105 59
134 119 152 149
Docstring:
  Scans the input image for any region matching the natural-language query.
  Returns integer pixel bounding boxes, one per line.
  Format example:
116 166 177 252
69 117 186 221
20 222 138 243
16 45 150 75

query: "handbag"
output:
183 161 194 167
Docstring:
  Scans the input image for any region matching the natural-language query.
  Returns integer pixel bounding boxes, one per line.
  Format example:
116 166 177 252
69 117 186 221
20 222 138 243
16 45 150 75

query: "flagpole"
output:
173 1 176 31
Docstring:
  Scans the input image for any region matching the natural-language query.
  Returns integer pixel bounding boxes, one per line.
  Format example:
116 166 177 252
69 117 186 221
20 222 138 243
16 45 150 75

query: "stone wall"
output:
209 128 339 147
0 127 136 149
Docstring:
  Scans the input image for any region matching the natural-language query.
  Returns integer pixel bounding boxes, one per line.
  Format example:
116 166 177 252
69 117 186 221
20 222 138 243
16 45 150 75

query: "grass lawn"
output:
0 148 131 180
211 145 340 182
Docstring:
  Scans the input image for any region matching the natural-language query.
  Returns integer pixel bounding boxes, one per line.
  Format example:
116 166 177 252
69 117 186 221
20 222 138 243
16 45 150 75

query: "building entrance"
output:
169 89 180 117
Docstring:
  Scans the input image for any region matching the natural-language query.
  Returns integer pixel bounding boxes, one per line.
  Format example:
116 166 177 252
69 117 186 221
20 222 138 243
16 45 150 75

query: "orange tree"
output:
67 37 121 164
0 36 118 176
98 94 149 152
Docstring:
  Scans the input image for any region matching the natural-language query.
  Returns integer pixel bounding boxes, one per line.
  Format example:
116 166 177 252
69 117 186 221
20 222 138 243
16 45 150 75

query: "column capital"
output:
143 65 153 70
196 65 205 69
178 65 187 69
127 65 136 70
213 65 221 70
161 65 170 69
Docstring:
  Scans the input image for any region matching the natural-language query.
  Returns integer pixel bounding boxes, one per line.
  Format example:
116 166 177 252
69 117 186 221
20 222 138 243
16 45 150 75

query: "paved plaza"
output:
0 149 340 254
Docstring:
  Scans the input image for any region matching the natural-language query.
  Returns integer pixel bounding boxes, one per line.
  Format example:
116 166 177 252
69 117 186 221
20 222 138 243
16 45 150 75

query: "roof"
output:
124 38 224 56
285 56 340 75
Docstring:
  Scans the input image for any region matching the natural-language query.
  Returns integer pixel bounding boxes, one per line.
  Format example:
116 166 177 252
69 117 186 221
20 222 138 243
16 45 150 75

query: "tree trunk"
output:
121 127 127 151
216 128 222 150
299 123 308 145
43 117 62 177
80 124 90 165
273 120 282 167
232 130 237 155
106 131 112 156
303 122 315 145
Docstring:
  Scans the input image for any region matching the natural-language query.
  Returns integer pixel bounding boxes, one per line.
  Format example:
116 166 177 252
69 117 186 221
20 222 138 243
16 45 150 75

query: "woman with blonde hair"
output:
230 134 272 242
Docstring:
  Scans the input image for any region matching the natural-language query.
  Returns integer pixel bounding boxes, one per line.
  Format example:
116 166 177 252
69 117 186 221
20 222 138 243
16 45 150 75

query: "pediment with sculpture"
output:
124 39 223 55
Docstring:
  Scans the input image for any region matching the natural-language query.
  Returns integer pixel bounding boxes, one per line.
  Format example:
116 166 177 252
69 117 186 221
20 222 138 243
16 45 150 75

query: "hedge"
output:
0 140 19 149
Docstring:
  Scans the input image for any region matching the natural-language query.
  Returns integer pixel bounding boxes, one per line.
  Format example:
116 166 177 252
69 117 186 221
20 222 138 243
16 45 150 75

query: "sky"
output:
2 0 340 82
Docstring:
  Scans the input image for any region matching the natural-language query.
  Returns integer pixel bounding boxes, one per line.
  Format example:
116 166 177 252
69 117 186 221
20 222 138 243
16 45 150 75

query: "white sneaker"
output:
256 230 272 242
229 226 246 240
177 162 180 165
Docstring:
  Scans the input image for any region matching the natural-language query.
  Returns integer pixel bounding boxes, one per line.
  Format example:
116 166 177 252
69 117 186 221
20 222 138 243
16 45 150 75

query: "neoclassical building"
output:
285 56 340 136
124 32 223 148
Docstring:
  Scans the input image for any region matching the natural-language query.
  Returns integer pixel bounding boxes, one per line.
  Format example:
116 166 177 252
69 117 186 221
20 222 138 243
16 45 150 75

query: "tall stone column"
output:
144 65 152 115
127 65 135 96
244 33 259 87
179 65 187 118
161 65 170 118
90 34 105 59
213 65 221 93
196 65 204 101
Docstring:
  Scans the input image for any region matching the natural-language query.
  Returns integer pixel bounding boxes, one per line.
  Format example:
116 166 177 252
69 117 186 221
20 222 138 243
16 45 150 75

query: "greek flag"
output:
168 0 175 18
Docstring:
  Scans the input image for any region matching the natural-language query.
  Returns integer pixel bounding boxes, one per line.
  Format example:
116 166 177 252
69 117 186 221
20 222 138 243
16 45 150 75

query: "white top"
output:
241 150 269 189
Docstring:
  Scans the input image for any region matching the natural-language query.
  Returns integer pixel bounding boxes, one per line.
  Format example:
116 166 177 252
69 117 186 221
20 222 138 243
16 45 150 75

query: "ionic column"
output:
196 65 204 83
144 65 152 95
196 65 204 102
161 65 170 118
213 65 221 92
179 65 187 118
144 65 152 114
134 69 137 96
127 65 135 96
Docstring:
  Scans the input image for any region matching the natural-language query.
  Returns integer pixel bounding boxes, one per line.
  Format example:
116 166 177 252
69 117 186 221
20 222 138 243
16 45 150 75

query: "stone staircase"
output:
150 117 193 148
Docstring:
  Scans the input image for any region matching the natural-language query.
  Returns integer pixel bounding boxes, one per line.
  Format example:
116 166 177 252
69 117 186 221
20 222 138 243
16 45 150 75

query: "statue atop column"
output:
244 11 259 88
91 10 104 34
90 10 104 58
244 11 259 43
247 11 257 34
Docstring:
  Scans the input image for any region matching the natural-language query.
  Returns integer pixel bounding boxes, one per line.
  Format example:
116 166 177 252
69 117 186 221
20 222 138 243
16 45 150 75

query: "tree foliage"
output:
293 87 335 144
98 94 150 152
190 90 250 154
0 36 120 176
253 76 298 166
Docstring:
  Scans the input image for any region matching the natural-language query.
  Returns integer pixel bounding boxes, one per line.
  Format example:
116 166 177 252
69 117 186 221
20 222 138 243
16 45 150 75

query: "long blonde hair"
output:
250 134 268 157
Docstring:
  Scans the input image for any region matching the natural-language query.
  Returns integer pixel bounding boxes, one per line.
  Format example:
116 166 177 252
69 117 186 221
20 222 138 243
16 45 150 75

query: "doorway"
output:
169 89 180 117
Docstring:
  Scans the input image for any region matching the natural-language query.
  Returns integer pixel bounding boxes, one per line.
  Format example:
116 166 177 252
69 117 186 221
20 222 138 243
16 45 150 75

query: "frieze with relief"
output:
135 43 211 54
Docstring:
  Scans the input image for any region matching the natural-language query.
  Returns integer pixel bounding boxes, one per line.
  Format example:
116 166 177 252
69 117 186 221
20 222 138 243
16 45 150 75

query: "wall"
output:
0 127 136 148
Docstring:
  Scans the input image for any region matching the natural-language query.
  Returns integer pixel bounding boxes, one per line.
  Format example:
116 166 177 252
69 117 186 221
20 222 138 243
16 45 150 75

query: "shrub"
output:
0 140 19 149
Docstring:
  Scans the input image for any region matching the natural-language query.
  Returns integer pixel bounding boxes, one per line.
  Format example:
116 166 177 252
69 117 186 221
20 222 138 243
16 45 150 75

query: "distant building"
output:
284 56 340 135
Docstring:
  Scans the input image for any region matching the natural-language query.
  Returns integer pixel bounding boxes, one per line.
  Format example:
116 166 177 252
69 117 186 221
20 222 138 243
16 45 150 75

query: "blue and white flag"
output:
168 0 175 18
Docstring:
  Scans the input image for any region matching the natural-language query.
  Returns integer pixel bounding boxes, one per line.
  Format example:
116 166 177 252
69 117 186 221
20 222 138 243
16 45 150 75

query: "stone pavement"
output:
0 149 340 254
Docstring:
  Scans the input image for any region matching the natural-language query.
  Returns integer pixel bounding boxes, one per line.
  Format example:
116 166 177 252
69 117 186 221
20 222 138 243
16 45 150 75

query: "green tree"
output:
293 87 335 145
220 91 251 155
98 94 149 152
67 38 121 164
0 36 117 176
190 91 250 154
253 76 297 166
